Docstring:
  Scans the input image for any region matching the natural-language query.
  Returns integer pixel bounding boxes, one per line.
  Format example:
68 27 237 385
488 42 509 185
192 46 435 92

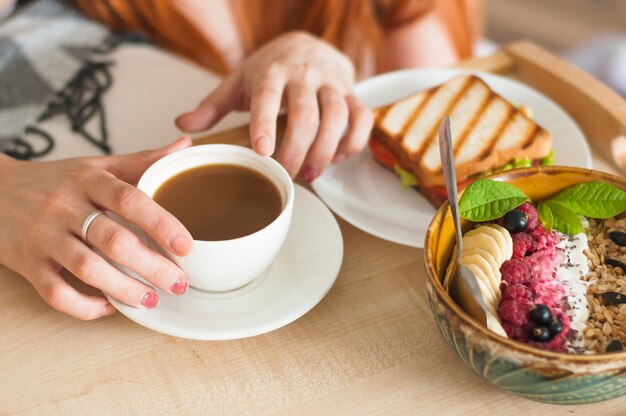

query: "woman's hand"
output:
176 31 374 181
0 137 194 320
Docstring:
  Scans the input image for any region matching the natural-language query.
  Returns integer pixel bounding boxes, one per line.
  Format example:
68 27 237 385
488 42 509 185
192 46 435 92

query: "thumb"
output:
175 75 239 133
103 136 193 184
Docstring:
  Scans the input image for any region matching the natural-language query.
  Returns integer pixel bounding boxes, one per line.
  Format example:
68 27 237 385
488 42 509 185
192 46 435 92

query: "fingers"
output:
276 81 320 177
84 213 188 295
248 77 286 157
333 95 374 164
102 136 192 185
176 75 239 132
85 175 193 256
30 264 116 320
276 88 370 180
52 236 161 309
300 86 349 181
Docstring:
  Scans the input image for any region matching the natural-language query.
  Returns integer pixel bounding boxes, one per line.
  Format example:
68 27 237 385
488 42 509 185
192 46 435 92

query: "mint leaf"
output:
539 201 583 235
459 179 528 222
551 181 626 218
537 202 554 230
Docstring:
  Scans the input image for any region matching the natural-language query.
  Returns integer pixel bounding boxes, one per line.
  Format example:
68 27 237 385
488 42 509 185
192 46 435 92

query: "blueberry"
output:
606 340 623 352
529 304 552 326
548 316 563 336
609 231 626 247
602 292 626 305
503 209 529 233
531 326 551 342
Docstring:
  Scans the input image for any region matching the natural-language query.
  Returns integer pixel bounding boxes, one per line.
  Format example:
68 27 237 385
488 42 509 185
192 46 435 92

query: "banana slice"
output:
464 263 498 304
491 225 513 260
486 311 507 337
466 226 507 263
471 276 495 307
463 247 501 277
462 232 503 264
461 254 501 290
446 223 514 339
480 225 508 254
485 223 513 261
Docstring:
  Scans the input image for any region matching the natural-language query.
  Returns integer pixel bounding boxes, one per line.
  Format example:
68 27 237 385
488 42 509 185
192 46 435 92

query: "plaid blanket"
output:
0 0 133 159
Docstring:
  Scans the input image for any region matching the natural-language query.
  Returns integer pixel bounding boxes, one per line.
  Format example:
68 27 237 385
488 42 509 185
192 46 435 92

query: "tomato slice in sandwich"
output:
369 136 474 200
368 137 398 171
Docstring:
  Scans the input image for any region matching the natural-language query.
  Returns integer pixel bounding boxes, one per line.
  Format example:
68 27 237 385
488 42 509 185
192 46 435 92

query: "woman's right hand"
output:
176 31 374 181
0 137 194 320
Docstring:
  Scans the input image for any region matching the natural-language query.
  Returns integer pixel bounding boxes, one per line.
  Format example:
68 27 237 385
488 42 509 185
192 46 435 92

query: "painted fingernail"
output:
332 153 345 164
301 165 319 182
171 278 188 295
255 135 271 156
141 292 159 309
170 234 192 256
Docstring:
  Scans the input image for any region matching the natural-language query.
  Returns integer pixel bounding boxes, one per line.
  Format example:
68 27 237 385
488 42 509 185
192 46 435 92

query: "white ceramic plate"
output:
311 68 592 248
106 185 343 340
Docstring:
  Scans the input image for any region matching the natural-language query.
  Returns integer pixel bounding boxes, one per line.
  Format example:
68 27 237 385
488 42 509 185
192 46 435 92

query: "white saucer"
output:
106 185 343 340
311 68 592 248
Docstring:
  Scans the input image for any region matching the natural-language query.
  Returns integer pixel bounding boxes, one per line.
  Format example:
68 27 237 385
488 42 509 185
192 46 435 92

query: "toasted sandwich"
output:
369 75 554 206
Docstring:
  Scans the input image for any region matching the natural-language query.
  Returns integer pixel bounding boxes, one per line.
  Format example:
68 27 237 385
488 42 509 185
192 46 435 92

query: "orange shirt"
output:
73 0 481 76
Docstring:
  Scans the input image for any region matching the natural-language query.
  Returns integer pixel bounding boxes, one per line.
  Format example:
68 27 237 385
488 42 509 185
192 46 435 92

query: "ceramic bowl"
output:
424 166 626 404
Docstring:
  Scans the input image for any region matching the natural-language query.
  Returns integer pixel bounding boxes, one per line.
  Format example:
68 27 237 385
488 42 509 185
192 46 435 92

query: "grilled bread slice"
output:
372 75 552 189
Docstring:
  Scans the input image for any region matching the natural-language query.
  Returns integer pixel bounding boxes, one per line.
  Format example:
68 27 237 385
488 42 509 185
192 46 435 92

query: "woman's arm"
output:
380 0 483 71
380 10 459 71
72 0 244 73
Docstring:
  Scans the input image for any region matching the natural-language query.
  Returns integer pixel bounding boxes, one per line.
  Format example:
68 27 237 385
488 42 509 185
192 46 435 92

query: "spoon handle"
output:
438 117 462 261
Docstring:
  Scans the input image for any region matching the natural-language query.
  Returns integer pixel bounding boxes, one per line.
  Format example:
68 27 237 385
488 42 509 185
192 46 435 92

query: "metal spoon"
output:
438 116 487 326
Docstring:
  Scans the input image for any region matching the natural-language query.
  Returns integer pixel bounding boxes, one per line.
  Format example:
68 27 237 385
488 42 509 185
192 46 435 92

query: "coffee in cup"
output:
153 164 283 241
137 144 294 292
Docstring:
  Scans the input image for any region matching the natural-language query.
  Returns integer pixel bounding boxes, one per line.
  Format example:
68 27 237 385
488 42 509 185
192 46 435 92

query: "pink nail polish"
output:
301 165 319 182
141 292 159 309
171 278 188 295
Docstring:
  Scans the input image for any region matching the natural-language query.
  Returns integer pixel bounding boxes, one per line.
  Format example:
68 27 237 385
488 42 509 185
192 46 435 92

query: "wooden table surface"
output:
1 130 624 415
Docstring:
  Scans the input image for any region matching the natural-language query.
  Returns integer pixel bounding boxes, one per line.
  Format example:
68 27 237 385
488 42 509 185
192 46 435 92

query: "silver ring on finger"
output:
81 210 104 244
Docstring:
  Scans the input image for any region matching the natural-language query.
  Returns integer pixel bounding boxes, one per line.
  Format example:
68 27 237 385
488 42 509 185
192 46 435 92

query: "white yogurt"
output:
555 231 590 352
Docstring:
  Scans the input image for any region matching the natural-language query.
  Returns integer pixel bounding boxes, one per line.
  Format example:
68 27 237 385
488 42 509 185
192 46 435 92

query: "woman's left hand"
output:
175 31 373 181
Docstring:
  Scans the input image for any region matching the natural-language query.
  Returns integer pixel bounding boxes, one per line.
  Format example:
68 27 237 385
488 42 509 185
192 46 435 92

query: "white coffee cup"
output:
137 144 294 292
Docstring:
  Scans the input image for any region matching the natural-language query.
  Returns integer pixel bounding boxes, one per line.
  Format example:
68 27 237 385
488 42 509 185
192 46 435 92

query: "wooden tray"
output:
196 40 626 175
5 41 626 416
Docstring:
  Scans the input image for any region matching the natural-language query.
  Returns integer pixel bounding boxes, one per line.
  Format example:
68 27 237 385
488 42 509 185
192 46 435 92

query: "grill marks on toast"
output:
401 76 472 160
477 102 516 161
401 93 430 139
377 93 427 137
373 74 552 188
495 112 536 151
457 96 515 164
422 79 492 170
522 126 541 149
449 86 493 152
